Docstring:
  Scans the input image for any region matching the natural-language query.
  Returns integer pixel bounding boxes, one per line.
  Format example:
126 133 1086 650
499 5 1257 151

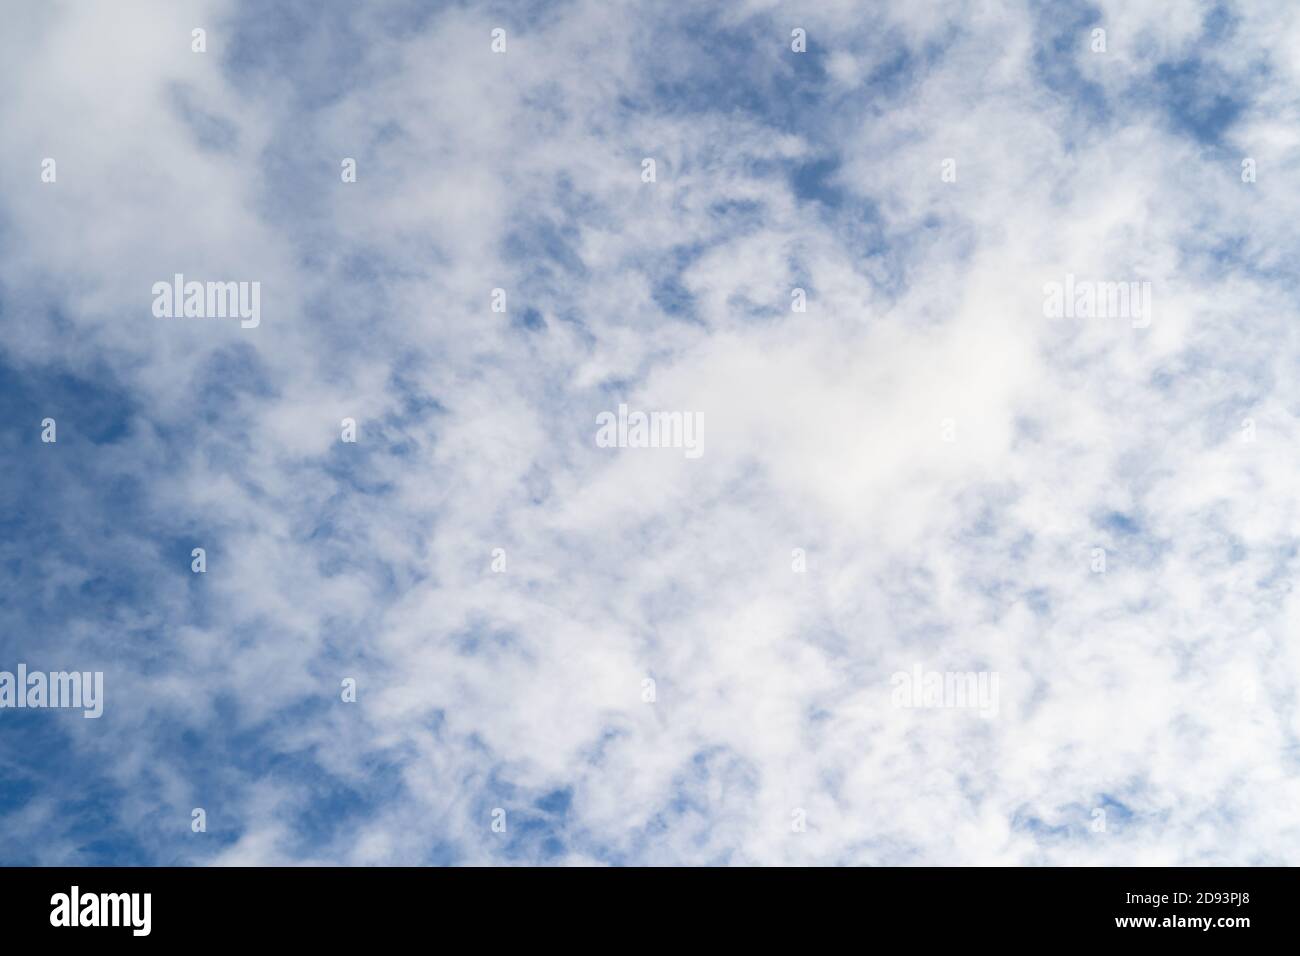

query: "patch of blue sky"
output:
638 12 828 133
1030 0 1110 134
1149 56 1253 148
1011 794 1136 845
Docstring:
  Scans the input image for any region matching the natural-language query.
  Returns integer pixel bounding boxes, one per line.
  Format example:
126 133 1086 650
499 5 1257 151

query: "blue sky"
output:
1 0 1298 865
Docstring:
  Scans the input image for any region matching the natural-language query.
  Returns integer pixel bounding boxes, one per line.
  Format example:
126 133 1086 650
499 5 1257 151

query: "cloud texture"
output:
1 0 1298 865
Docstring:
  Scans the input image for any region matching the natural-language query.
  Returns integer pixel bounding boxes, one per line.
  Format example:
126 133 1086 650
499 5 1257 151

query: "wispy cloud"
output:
1 0 1298 866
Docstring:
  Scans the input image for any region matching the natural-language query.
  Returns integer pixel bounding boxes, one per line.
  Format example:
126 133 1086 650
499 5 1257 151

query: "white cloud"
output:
2 0 1297 865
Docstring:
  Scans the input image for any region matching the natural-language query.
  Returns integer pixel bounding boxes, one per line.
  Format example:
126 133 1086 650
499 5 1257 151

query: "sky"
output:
1 0 1298 866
